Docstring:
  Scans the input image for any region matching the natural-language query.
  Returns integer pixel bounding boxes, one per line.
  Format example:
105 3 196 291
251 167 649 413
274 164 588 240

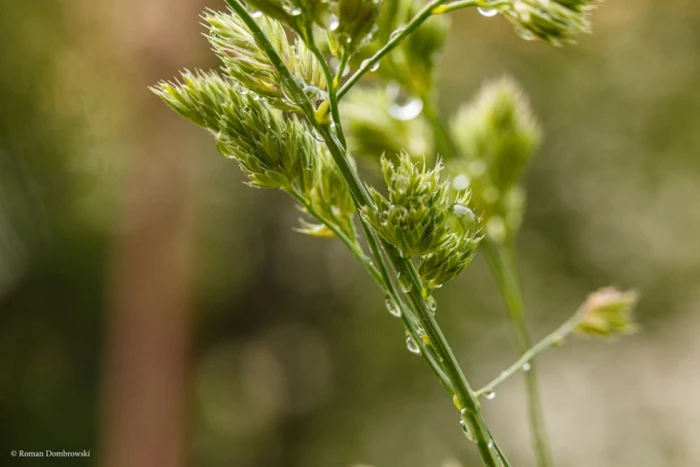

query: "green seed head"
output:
151 70 321 193
204 9 326 112
500 0 600 45
449 76 541 242
575 287 638 337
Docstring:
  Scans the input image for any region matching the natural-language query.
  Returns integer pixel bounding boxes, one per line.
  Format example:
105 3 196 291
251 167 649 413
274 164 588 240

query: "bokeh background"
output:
1 0 699 466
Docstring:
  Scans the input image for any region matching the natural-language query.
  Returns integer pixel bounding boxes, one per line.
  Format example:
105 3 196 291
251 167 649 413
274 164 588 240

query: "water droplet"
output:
426 295 437 314
385 296 401 318
522 362 531 372
478 7 498 17
452 204 475 220
397 273 413 293
485 391 496 400
406 334 421 354
236 85 248 95
327 13 340 31
459 416 476 442
310 128 324 142
287 6 302 16
361 59 380 72
488 439 494 449
389 27 405 42
250 10 263 18
452 174 470 190
386 82 423 121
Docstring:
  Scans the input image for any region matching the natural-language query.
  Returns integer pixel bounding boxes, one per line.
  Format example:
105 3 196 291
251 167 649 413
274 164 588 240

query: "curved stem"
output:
482 239 552 467
316 117 502 467
433 0 508 15
224 3 504 464
476 313 580 397
338 0 450 100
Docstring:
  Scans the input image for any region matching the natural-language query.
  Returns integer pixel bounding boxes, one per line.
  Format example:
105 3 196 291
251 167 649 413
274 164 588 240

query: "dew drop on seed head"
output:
459 419 476 442
386 82 423 121
522 362 531 372
485 391 496 400
385 296 402 317
478 7 498 17
288 7 302 16
406 335 420 354
250 10 263 18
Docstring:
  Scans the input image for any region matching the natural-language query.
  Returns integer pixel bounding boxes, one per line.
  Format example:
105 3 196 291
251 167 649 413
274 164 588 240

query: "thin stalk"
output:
482 239 552 467
433 0 508 15
338 0 450 100
224 3 504 464
318 123 503 467
476 312 581 397
359 222 455 393
333 51 350 89
307 40 348 148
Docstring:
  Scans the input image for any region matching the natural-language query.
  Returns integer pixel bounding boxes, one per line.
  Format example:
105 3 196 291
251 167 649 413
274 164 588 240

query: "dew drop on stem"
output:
385 296 402 318
478 7 498 17
459 412 476 443
522 362 531 372
361 59 380 72
406 334 420 354
485 391 496 401
426 295 437 314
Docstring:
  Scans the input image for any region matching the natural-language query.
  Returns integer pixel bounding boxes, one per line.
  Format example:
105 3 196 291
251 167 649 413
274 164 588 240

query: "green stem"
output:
433 0 508 15
476 312 581 397
482 239 552 467
359 221 455 393
307 40 348 148
317 123 503 466
224 3 504 464
338 0 450 100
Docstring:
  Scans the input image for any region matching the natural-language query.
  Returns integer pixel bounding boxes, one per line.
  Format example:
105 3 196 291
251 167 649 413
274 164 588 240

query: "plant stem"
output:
482 239 552 467
433 0 508 15
307 40 348 148
225 2 504 464
338 0 450 100
476 312 581 397
317 124 503 467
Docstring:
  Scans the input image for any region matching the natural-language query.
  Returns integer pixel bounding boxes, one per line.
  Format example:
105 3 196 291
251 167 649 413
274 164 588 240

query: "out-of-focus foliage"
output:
3 1 700 467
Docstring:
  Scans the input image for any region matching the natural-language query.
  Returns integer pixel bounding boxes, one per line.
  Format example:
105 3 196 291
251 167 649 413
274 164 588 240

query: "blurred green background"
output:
1 1 699 466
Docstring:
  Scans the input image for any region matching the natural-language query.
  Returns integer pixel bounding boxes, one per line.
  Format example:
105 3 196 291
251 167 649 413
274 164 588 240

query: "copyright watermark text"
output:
10 450 91 458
